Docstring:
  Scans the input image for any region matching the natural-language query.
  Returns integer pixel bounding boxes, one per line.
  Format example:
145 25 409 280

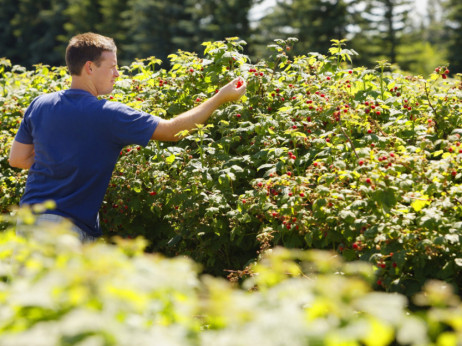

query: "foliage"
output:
353 0 414 64
1 39 462 298
0 0 262 69
1 219 462 345
445 0 462 74
253 0 353 60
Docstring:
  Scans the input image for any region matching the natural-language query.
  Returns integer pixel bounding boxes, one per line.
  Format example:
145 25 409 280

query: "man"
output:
9 32 246 242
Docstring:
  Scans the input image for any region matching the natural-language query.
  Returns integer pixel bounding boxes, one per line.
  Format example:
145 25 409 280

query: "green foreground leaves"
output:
1 225 462 345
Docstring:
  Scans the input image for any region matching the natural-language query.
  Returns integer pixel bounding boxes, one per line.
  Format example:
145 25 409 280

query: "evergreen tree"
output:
393 0 448 76
0 0 67 67
63 0 103 37
253 0 352 58
96 0 131 62
351 0 413 65
0 0 19 63
121 0 198 66
445 0 462 74
196 0 261 40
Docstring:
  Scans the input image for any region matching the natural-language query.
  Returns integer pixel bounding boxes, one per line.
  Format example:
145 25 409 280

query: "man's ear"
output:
84 61 93 75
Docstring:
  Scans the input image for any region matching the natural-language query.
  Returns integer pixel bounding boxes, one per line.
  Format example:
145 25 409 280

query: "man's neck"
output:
70 76 97 96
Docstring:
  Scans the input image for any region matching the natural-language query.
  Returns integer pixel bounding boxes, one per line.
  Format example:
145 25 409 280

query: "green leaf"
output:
411 196 430 212
372 188 397 213
165 154 176 164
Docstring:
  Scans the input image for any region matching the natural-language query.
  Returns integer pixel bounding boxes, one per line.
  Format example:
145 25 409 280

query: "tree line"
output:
0 0 461 75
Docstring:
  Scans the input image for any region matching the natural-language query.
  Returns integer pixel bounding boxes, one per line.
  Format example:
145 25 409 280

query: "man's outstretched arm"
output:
151 78 246 142
9 140 35 169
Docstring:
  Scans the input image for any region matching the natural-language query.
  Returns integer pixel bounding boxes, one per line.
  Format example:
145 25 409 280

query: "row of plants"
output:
0 220 461 345
1 38 462 298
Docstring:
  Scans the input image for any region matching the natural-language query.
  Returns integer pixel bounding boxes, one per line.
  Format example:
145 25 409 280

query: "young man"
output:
9 32 246 242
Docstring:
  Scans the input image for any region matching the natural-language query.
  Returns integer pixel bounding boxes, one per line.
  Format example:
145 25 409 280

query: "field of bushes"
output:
1 37 462 344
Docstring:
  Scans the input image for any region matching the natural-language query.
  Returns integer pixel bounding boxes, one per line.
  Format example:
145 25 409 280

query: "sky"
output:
249 0 429 21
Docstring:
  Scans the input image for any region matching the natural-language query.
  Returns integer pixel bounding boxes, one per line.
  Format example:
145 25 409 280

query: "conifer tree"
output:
254 0 351 57
352 0 413 65
445 0 462 73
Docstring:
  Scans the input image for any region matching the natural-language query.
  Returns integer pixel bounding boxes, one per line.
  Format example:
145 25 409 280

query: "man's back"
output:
16 89 159 236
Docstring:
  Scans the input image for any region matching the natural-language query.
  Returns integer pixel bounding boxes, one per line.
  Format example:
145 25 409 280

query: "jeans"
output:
16 213 98 243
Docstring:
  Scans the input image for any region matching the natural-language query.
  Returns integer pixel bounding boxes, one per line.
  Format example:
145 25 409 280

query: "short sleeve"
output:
14 102 35 144
106 102 161 147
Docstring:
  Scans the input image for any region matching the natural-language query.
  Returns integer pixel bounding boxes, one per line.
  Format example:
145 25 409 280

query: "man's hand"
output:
216 78 247 103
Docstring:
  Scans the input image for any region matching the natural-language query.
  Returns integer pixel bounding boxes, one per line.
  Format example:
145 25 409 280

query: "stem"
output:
368 116 388 137
270 57 281 84
200 134 204 166
339 124 359 161
424 82 439 132
380 67 384 100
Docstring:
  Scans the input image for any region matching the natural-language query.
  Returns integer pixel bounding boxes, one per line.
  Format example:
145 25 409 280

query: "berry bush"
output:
1 38 462 297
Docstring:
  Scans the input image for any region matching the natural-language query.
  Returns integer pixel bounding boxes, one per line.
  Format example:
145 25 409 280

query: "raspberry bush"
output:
1 38 462 297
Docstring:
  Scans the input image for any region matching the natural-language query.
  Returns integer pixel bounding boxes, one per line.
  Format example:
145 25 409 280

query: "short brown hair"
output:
65 33 117 76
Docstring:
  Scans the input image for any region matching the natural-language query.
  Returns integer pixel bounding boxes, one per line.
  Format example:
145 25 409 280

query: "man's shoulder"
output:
31 90 62 103
100 99 144 116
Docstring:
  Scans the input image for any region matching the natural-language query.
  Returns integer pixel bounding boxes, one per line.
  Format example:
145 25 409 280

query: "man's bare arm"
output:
151 78 246 142
9 140 35 169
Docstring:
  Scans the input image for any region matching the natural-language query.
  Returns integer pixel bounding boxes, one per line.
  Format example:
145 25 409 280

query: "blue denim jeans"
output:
16 213 98 243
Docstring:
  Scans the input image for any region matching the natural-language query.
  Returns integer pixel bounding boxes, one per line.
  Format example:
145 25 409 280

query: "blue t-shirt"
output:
15 89 160 237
